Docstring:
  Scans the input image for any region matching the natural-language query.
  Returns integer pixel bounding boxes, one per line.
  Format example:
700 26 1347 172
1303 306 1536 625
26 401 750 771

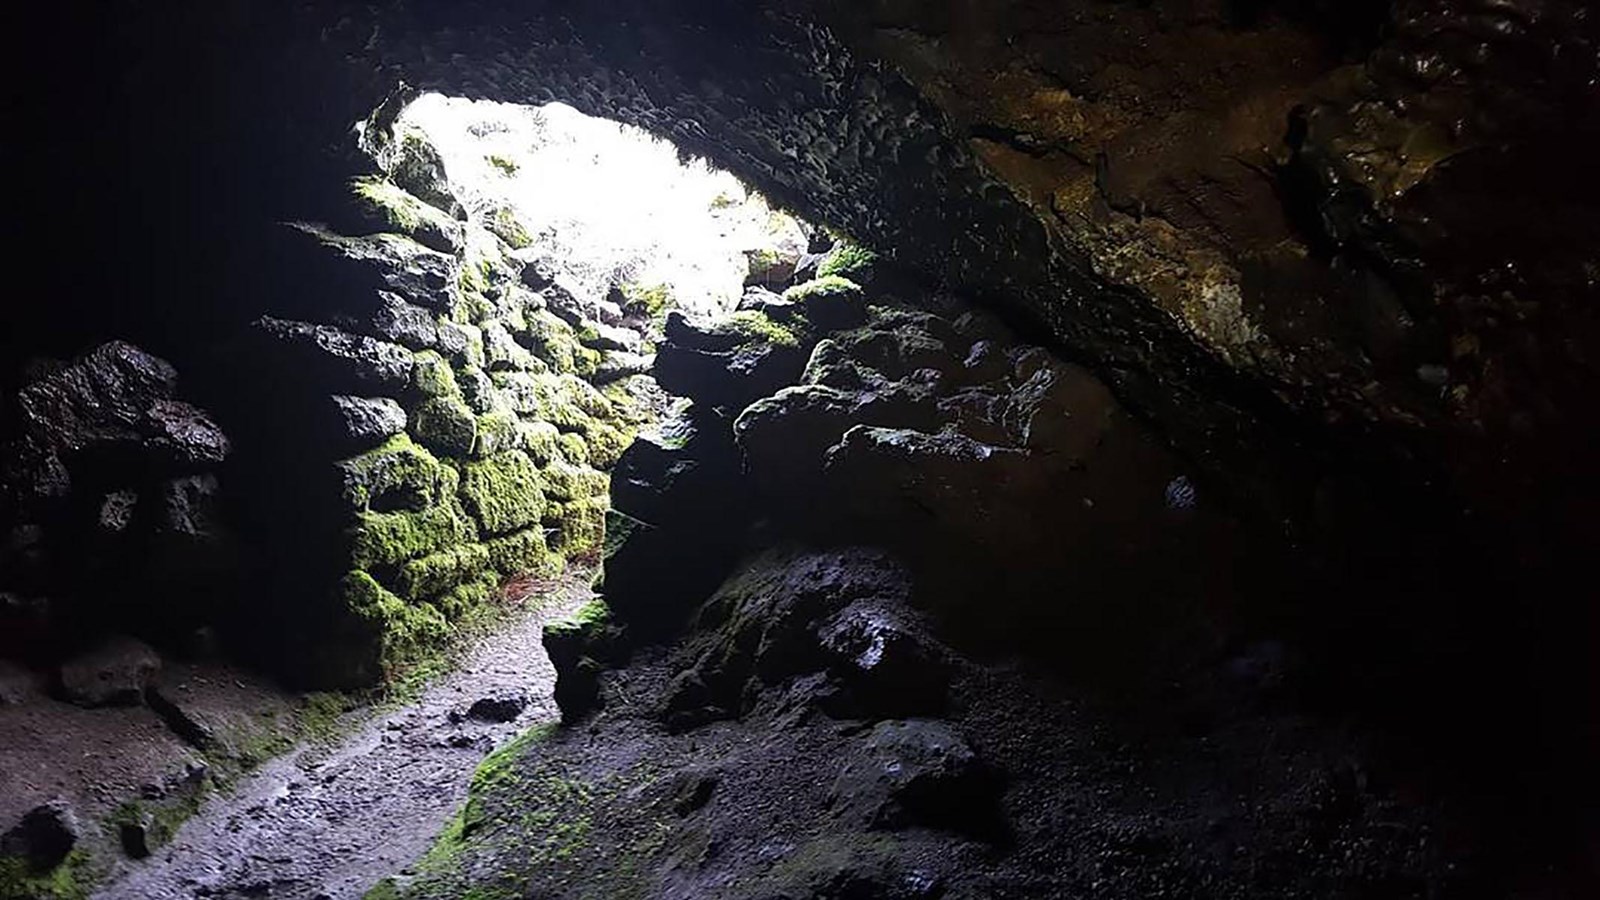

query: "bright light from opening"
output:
397 93 809 315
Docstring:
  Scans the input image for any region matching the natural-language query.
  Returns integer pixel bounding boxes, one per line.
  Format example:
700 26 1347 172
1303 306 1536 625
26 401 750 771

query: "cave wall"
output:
5 0 1594 722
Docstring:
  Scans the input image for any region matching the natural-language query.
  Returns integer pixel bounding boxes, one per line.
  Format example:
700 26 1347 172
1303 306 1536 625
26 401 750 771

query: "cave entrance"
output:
363 91 818 321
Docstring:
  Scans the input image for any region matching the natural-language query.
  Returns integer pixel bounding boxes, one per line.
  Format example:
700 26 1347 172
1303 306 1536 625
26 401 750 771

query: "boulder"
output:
0 659 37 706
411 394 478 457
663 548 913 730
15 341 177 456
817 600 950 719
1 800 79 873
830 719 1005 840
653 310 810 410
56 636 161 707
543 599 627 723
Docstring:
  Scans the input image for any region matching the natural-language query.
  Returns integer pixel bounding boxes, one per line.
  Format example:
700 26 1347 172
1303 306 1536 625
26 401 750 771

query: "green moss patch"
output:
338 434 455 514
394 542 492 602
411 395 478 457
412 351 460 399
459 450 546 536
783 275 863 305
347 503 477 571
0 849 98 900
815 240 879 282
485 529 564 581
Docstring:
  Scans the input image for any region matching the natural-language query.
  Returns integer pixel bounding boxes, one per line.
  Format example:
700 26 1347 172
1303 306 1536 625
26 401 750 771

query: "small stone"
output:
119 817 153 859
56 636 161 707
1 800 79 872
467 694 528 723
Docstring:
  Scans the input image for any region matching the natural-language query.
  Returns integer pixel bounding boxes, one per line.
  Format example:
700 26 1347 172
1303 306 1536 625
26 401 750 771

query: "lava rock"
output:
1 800 79 872
15 341 178 456
543 600 627 723
251 317 415 395
385 125 465 217
144 399 232 467
361 291 442 350
0 593 54 663
119 817 153 860
56 636 161 707
653 311 810 411
592 352 654 385
324 396 409 452
831 719 1005 841
145 684 218 750
467 693 529 723
817 600 949 719
663 548 914 730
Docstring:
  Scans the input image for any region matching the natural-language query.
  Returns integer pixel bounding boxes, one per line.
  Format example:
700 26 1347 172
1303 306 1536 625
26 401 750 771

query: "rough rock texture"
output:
213 121 657 688
0 342 236 660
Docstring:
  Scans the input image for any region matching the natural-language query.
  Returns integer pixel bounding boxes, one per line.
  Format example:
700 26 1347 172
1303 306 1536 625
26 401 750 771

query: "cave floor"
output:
87 573 592 900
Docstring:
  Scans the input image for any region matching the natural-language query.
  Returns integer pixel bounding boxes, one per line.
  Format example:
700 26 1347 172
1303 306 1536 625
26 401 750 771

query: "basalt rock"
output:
55 636 161 708
251 317 415 396
830 719 1006 842
1 801 79 874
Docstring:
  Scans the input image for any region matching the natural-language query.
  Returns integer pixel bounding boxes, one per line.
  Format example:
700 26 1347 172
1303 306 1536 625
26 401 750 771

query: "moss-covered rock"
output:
539 459 609 502
556 432 591 467
484 206 533 250
617 282 673 320
334 570 453 683
542 598 625 723
394 542 492 602
517 420 562 466
442 322 486 369
410 394 478 457
815 240 879 283
433 571 500 622
485 528 565 580
411 350 460 399
782 276 867 331
388 125 463 217
474 410 520 458
350 176 465 255
550 496 607 559
346 503 478 571
336 434 455 514
459 450 546 536
482 321 535 372
525 310 601 377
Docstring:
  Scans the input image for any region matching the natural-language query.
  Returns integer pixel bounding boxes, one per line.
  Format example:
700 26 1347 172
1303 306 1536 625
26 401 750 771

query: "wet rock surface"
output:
91 577 589 900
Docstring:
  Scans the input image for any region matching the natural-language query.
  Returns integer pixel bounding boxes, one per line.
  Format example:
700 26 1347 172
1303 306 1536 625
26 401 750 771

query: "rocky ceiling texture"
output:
9 2 1595 679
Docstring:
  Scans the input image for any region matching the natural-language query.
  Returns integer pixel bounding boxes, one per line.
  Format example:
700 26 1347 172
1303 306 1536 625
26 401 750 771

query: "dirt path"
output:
93 581 590 900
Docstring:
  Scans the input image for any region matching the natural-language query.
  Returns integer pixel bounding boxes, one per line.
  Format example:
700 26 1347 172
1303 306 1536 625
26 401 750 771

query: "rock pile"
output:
0 341 234 662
